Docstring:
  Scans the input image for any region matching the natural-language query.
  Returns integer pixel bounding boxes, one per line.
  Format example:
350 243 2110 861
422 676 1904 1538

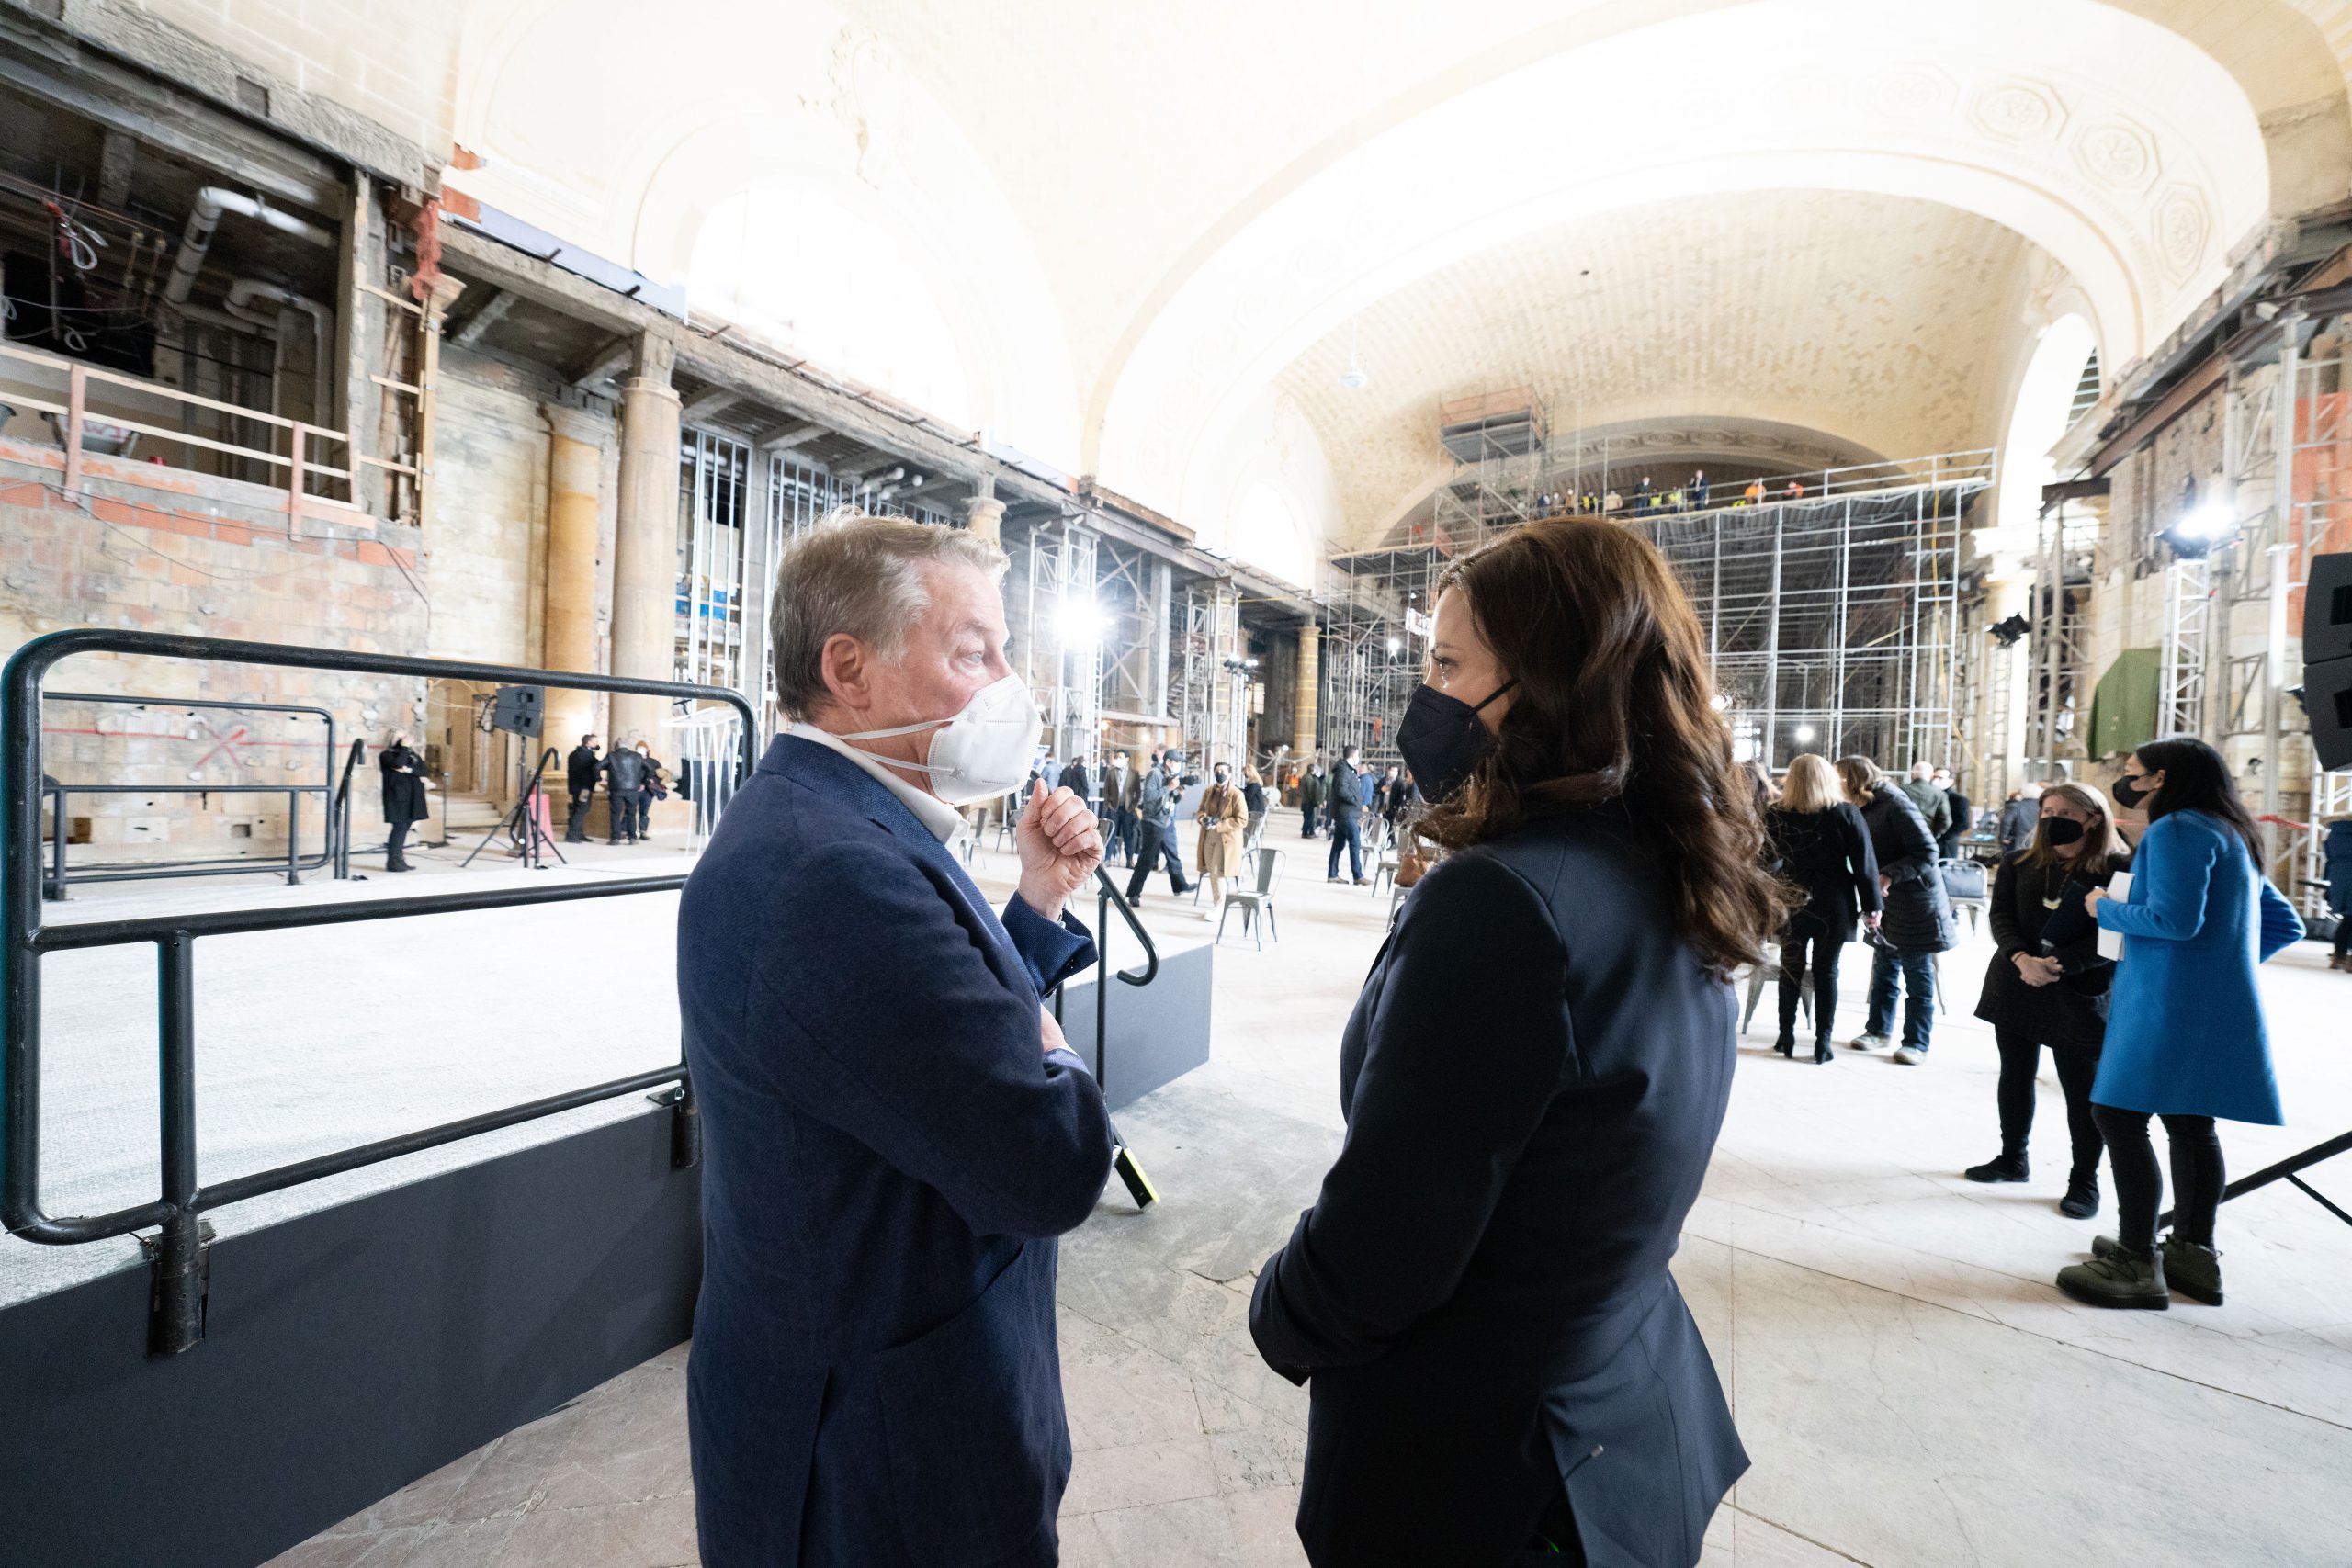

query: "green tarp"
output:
2087 646 2162 759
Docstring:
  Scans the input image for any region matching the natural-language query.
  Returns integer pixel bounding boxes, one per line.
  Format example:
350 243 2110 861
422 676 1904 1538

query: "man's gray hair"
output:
769 513 1008 721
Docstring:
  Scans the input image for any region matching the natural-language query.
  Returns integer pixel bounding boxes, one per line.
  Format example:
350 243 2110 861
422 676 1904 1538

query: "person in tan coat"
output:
1195 761 1250 921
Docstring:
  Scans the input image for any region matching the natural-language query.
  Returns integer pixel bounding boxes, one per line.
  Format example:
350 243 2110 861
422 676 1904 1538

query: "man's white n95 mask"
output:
842 674 1043 805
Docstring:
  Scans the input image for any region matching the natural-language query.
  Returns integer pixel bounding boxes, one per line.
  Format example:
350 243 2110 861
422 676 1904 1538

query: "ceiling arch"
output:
1092 0 2277 534
1268 190 2038 544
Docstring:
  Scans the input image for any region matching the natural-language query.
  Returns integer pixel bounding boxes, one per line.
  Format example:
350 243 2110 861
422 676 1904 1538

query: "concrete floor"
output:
26 826 2352 1567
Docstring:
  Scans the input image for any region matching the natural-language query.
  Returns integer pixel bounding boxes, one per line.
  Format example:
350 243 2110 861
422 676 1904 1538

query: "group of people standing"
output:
563 732 670 845
1761 735 2304 1311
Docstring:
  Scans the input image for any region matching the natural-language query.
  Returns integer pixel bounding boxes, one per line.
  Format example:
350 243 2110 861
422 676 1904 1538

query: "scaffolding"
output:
2024 497 2099 778
1174 581 1245 769
1629 475 1982 770
676 429 755 700
1025 515 1102 773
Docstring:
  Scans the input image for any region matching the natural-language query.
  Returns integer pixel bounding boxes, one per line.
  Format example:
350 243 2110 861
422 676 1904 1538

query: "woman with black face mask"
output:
2054 737 2302 1310
1967 782 2131 1217
1250 518 1787 1568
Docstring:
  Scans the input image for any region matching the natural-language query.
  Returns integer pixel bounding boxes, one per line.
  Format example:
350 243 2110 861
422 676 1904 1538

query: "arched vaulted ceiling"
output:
145 0 2352 575
1275 191 2041 545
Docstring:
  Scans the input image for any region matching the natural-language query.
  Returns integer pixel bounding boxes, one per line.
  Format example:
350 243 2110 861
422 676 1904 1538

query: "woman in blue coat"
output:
2056 737 2302 1310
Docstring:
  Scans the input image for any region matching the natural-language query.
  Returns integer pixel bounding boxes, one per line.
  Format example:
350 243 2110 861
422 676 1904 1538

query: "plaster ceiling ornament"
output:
2153 184 2214 280
1871 66 1957 120
2073 117 2161 192
1967 79 2068 143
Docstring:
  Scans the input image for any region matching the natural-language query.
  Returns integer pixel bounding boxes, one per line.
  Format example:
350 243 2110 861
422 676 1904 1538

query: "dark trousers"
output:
1865 945 1936 1049
2335 907 2352 958
1993 1029 2103 1176
565 788 593 842
1112 807 1139 863
1126 821 1191 900
610 792 647 841
386 819 412 866
2095 1104 2223 1251
1776 919 1843 1044
1302 804 1319 836
1327 813 1363 880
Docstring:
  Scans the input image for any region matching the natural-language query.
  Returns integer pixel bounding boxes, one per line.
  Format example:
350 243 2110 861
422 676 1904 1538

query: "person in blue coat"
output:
678 518 1114 1568
1251 519 1780 1566
2055 737 2302 1311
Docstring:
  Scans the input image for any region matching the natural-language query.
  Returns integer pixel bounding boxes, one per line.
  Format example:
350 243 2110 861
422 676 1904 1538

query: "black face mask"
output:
1214 771 1229 784
1395 679 1517 803
2042 817 2086 847
2110 773 2150 809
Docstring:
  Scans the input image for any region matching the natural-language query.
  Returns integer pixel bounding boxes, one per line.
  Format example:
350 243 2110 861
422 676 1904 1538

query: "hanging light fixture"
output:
1339 321 1369 389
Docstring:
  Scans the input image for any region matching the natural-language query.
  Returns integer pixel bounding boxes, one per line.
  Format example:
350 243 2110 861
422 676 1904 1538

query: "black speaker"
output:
2307 656 2352 772
489 684 544 737
2306 552 2352 666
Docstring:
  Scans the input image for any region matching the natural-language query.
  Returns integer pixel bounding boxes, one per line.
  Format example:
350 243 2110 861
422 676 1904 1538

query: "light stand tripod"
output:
461 745 567 870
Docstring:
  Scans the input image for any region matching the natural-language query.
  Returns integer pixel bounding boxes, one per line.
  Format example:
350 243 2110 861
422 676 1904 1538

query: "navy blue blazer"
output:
1251 807 1747 1568
677 736 1115 1568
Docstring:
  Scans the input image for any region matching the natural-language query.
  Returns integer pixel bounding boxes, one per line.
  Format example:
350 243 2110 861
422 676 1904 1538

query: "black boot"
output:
1965 1152 2030 1183
1773 1035 1795 1058
1812 1039 1836 1065
2059 1171 2100 1220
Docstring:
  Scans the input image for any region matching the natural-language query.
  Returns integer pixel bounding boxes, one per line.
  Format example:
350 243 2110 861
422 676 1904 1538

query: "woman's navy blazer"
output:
1252 806 1747 1568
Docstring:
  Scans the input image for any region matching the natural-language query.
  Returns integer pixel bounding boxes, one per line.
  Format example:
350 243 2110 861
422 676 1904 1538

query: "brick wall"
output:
2 454 430 867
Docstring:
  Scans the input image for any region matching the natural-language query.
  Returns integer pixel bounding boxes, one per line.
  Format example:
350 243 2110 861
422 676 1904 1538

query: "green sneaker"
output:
2090 1234 2224 1305
2057 1245 2168 1310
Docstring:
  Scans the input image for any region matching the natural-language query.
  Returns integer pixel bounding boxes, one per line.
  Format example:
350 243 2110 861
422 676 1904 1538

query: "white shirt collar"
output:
787 722 965 844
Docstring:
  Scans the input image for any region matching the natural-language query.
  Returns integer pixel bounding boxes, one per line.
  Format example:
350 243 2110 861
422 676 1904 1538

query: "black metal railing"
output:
4 629 757 1355
38 691 339 897
1051 864 1162 1209
331 737 366 878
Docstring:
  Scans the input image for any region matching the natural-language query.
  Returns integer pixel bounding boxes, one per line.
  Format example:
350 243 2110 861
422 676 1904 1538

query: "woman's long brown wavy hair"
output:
1412 517 1792 978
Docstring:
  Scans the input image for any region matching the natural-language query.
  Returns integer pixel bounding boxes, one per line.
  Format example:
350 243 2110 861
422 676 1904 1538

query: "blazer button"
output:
1589 1445 1604 1459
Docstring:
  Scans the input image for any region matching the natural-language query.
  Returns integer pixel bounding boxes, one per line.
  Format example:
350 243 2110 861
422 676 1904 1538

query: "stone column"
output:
964 482 1004 546
1294 623 1320 757
542 401 610 832
610 333 679 751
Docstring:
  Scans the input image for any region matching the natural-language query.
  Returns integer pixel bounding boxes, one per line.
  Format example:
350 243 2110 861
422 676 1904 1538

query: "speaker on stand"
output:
461 685 565 870
2304 552 2352 772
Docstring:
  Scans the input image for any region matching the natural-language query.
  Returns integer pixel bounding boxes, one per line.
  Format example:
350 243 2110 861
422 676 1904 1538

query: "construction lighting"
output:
2160 499 2237 560
1792 723 1818 742
1989 614 2030 646
1055 598 1104 648
1709 694 1730 712
1386 637 1403 655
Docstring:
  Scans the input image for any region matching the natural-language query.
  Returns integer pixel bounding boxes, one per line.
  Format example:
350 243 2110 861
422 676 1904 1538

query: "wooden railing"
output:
0 337 417 524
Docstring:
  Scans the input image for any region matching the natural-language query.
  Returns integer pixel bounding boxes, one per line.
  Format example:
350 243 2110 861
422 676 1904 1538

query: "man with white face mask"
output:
679 517 1114 1568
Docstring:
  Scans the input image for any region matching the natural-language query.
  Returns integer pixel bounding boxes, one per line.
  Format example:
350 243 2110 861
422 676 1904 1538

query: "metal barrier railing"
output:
1051 865 1163 1210
38 690 339 897
3 629 757 1355
331 737 366 879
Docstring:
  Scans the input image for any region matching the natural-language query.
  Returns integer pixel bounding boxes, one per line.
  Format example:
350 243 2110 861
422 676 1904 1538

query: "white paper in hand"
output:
2097 872 2132 962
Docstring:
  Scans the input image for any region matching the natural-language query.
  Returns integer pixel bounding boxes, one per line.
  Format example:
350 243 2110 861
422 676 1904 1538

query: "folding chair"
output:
1217 847 1286 950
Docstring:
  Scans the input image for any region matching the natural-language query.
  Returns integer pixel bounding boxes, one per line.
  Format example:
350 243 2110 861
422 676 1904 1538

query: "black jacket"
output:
1329 763 1366 819
1252 807 1746 1567
1973 850 2128 1046
566 745 601 795
1057 759 1091 803
1242 780 1266 815
379 745 428 826
1857 783 1955 953
1765 802 1880 942
604 748 651 795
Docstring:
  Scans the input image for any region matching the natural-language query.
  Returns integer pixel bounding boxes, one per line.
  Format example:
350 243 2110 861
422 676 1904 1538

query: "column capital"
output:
964 496 1007 545
540 401 613 446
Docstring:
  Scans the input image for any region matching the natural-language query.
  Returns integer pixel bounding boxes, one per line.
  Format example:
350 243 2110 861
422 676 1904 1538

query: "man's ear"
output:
820 632 873 713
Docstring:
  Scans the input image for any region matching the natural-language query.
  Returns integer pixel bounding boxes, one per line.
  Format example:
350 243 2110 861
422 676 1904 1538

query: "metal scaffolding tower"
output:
2024 497 2098 777
1174 581 1245 768
1629 467 1985 770
1025 516 1102 773
2158 555 2213 741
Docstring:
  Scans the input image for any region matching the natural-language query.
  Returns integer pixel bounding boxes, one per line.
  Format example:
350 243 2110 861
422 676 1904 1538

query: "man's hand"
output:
1039 1003 1070 1056
1016 780 1103 919
2083 886 2107 918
